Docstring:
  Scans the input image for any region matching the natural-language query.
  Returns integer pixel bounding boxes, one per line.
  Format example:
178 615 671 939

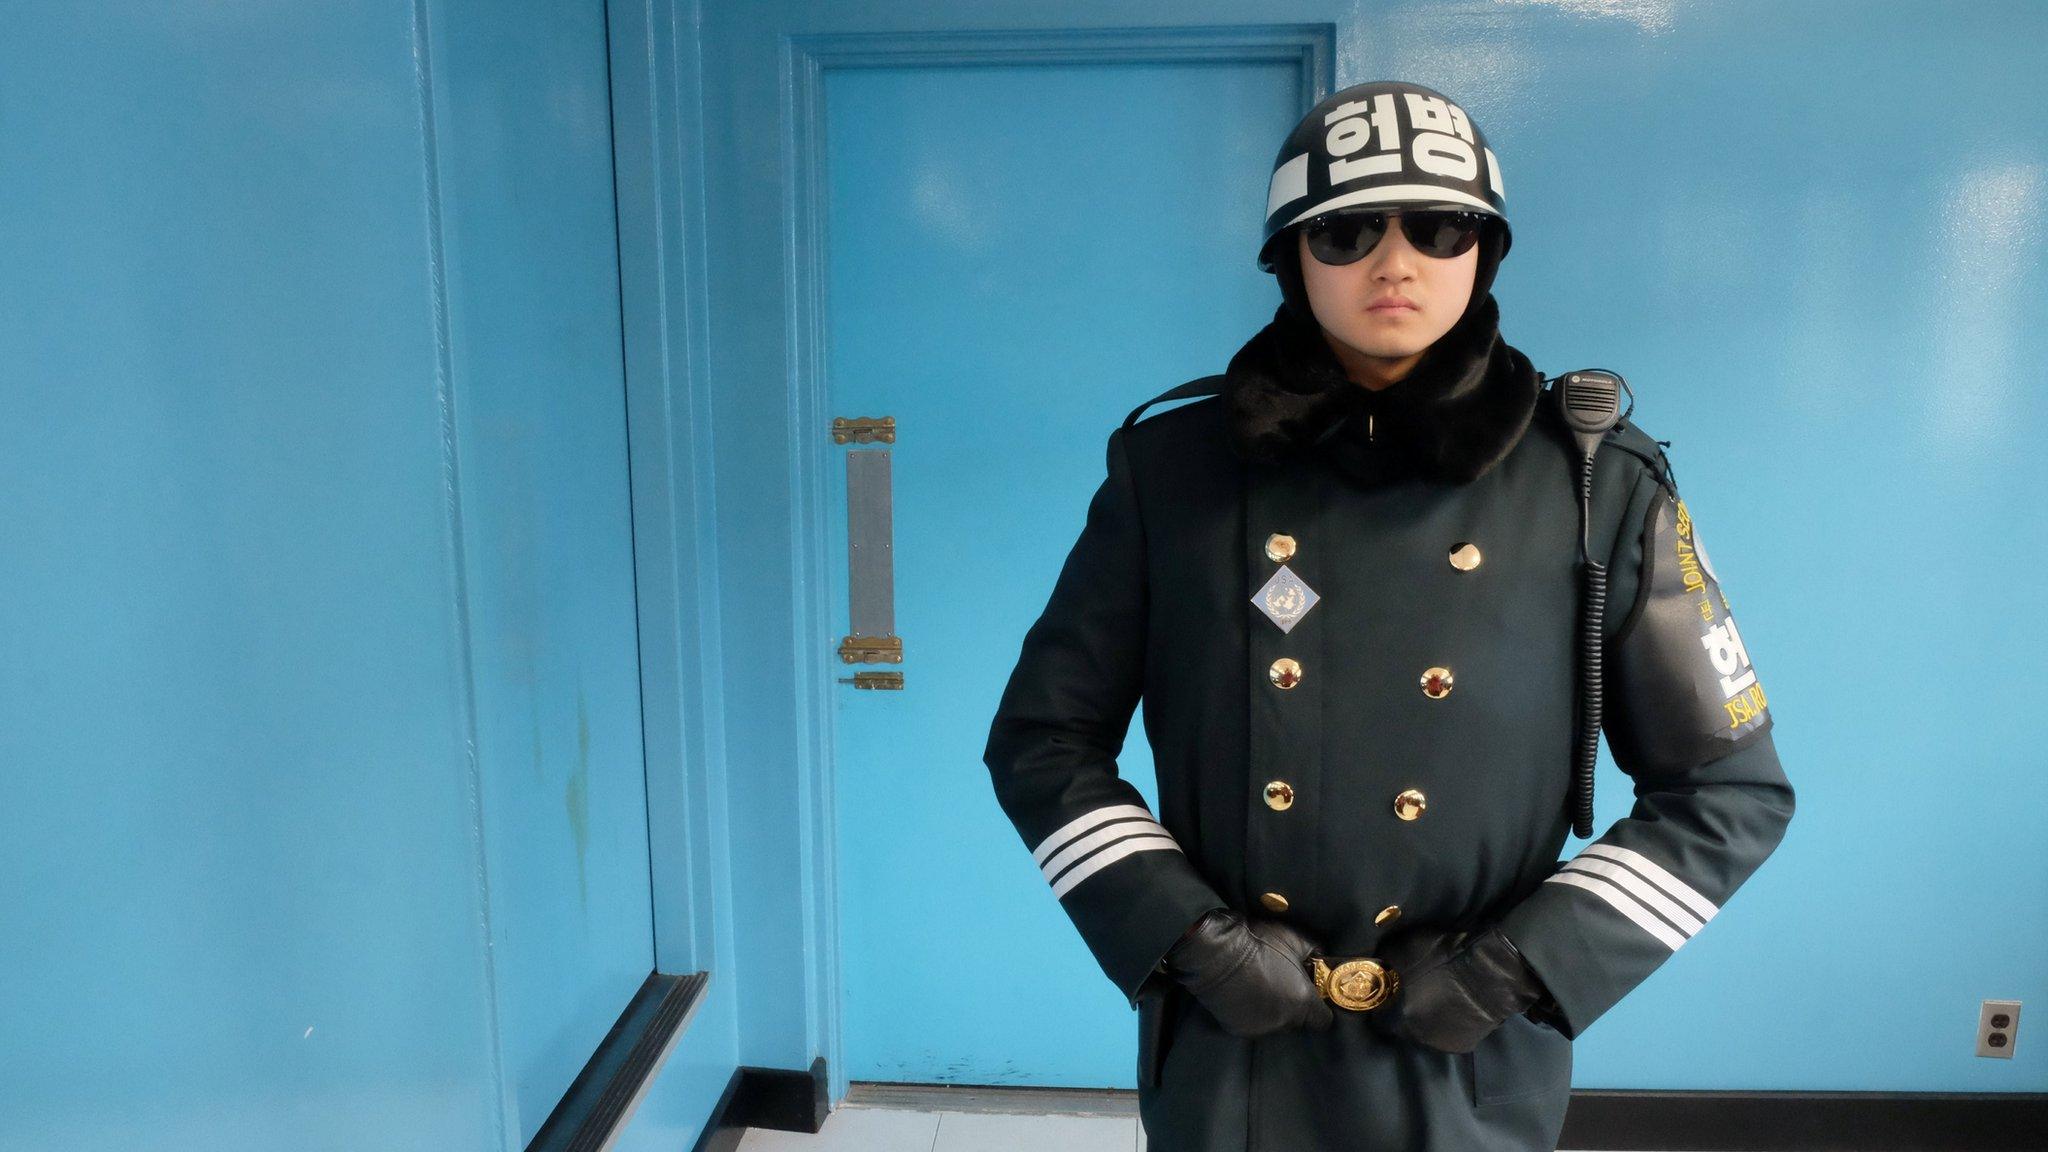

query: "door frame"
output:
778 23 1331 1099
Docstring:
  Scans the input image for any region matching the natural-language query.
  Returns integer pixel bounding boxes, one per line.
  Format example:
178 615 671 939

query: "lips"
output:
1367 297 1418 312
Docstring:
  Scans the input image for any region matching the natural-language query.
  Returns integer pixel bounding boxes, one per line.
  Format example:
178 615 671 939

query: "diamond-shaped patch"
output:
1252 564 1320 633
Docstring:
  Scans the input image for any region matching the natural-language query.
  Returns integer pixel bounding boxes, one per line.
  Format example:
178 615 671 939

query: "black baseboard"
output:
704 1074 2048 1147
695 1071 2048 1152
1557 1089 2048 1151
525 970 708 1152
690 1058 830 1152
685 1071 745 1152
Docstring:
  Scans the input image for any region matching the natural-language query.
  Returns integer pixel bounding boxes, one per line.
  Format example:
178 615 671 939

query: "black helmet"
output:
1257 80 1510 273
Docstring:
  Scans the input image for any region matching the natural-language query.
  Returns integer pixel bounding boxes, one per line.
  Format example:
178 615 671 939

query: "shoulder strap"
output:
1601 419 1677 493
1541 376 1676 492
1121 374 1228 432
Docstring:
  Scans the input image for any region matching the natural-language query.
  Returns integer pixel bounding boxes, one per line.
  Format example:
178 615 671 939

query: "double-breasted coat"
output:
981 318 1796 1151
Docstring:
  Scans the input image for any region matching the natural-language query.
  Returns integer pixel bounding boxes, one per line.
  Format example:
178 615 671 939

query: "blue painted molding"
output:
599 0 751 1143
788 23 1332 90
607 0 724 987
409 0 513 1141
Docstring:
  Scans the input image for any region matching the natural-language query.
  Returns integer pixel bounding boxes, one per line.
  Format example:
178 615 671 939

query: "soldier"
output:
982 79 1795 1151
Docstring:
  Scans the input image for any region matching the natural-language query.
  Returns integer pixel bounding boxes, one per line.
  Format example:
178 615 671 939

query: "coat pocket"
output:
1136 982 1180 1089
1469 1011 1572 1107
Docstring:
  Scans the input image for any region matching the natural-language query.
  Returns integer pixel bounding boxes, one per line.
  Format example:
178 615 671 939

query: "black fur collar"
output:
1222 292 1542 486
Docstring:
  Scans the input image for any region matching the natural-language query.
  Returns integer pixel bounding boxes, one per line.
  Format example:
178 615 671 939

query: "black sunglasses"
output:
1301 209 1485 265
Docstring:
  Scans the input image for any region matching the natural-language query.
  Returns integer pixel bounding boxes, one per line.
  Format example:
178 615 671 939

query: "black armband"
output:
1604 488 1773 773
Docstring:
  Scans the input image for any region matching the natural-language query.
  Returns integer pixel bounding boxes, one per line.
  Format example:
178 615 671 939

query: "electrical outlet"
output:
1976 999 2021 1059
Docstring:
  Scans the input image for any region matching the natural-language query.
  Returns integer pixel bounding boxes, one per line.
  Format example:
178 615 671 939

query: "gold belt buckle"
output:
1309 953 1398 1012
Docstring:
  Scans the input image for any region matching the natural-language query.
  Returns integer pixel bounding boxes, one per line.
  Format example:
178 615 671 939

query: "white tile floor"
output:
735 1104 1147 1152
734 1104 1699 1151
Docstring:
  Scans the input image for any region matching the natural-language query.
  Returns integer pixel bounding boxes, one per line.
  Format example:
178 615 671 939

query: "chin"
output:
1335 330 1431 359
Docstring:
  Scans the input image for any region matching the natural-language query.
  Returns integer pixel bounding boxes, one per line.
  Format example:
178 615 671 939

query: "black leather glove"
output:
1162 909 1335 1038
1364 923 1552 1053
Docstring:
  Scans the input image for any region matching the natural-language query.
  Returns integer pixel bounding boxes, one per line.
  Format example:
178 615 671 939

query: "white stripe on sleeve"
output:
1032 803 1159 866
1559 856 1706 937
1040 819 1180 886
1542 871 1689 951
1580 843 1720 922
1050 834 1181 899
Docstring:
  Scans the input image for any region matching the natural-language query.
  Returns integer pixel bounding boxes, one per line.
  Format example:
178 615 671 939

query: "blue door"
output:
817 34 1321 1089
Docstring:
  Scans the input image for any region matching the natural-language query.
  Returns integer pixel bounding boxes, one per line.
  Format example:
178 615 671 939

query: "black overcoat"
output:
983 312 1796 1152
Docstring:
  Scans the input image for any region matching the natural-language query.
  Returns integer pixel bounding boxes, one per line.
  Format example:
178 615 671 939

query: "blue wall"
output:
2 5 506 1144
2 1 2043 1147
0 1 742 1148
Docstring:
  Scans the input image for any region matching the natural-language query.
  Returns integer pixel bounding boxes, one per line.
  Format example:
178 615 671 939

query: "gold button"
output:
1269 657 1303 689
1420 666 1453 699
1448 542 1482 571
1393 789 1427 820
1374 904 1402 925
1260 892 1290 913
1265 533 1296 563
1263 781 1295 810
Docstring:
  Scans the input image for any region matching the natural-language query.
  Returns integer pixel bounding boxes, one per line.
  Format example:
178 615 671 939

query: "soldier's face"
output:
1297 213 1477 378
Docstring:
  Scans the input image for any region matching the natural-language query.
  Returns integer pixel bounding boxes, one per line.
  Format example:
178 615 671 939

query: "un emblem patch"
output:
1252 564 1320 634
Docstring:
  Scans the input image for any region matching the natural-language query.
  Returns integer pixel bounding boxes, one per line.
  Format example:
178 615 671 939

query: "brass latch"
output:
837 634 902 664
838 414 899 686
832 416 896 444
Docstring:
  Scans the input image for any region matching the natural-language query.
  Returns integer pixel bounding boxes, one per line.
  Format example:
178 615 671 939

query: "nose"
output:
1369 213 1418 281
